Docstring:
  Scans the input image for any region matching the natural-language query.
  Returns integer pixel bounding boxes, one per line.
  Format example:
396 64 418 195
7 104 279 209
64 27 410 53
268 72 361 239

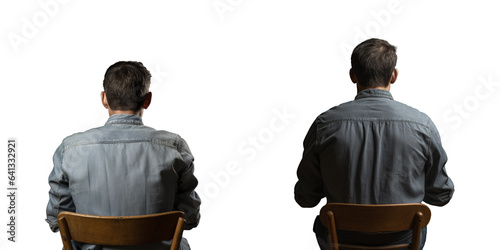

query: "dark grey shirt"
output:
295 89 454 207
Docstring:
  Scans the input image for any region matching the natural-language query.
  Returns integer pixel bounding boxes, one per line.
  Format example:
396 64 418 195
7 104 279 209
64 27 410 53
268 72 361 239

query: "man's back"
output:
47 114 200 249
295 89 454 207
47 61 200 249
295 38 454 249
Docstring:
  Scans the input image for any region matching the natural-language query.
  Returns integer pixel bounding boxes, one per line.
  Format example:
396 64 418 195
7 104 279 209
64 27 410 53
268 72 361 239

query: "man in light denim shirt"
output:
46 61 201 250
294 39 454 249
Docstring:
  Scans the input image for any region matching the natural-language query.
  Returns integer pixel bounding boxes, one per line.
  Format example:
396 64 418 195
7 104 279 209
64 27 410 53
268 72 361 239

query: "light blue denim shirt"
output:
46 114 200 249
295 89 454 207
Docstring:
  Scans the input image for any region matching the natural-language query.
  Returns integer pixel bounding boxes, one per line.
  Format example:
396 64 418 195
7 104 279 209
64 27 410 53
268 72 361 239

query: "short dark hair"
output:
103 61 151 111
351 38 397 87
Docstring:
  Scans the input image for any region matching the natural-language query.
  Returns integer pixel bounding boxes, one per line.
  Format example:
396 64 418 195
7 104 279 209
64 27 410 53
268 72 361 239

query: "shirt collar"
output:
105 114 144 126
354 89 394 100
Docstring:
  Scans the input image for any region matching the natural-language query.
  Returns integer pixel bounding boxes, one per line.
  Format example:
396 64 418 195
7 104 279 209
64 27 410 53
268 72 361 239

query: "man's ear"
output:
101 91 109 109
142 92 152 109
390 68 399 84
349 68 357 83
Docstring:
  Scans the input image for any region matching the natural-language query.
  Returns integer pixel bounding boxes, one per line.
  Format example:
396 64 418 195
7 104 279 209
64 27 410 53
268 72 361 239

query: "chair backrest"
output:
57 211 186 250
319 203 431 250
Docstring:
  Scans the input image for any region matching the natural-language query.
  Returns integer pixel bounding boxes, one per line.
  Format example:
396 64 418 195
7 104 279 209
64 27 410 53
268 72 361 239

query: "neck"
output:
108 109 143 117
356 84 390 93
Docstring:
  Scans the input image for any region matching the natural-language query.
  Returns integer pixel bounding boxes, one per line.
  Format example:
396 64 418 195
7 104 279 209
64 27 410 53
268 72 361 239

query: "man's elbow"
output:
45 218 59 232
294 194 320 208
183 210 201 230
424 188 455 207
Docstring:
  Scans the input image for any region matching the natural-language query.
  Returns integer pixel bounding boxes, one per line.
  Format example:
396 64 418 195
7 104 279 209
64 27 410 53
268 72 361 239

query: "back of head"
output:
351 38 397 88
103 61 152 112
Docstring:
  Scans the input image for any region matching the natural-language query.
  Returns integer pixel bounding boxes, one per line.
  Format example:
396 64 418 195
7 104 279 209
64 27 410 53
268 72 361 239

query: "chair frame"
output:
319 203 431 250
57 211 186 250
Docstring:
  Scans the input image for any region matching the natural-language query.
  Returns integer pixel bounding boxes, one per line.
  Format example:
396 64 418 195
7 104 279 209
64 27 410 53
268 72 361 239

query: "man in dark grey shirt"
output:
294 38 454 249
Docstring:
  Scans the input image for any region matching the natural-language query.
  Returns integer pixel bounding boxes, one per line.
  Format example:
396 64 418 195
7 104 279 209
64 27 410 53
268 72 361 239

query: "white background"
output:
1 0 499 249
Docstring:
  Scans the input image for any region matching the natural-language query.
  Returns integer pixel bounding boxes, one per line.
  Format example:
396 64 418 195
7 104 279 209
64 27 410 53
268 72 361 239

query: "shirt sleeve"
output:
423 120 455 206
46 142 76 232
174 137 201 230
294 121 325 208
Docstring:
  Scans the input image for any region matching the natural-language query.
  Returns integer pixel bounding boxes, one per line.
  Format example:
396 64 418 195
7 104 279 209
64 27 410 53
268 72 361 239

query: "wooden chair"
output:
319 203 431 250
57 211 186 250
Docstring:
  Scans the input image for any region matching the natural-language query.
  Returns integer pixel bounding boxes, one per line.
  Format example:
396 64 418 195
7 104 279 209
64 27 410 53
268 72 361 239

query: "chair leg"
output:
410 212 423 250
327 211 339 250
57 217 74 250
170 217 185 250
